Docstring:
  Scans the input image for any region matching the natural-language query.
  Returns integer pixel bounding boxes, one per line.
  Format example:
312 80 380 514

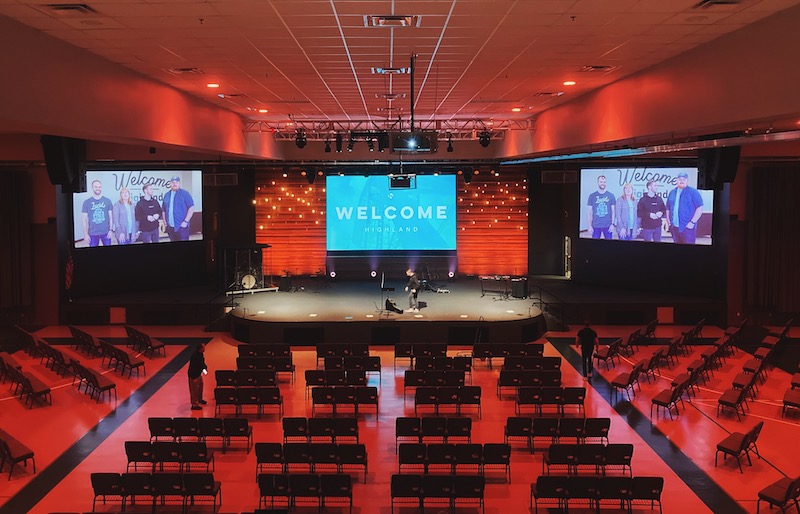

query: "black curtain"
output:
0 170 33 312
746 165 800 312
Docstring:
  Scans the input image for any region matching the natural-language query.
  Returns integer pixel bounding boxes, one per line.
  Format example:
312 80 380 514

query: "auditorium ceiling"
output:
2 0 798 129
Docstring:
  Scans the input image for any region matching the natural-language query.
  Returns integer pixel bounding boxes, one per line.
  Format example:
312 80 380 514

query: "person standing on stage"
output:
188 342 208 411
576 321 599 379
405 268 421 312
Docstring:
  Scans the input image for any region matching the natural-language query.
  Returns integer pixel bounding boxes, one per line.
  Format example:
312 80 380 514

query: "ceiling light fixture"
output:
324 139 331 153
563 80 576 86
335 133 343 153
206 83 220 88
258 108 269 113
447 133 454 153
347 134 355 152
294 129 307 149
478 130 491 148
511 107 522 112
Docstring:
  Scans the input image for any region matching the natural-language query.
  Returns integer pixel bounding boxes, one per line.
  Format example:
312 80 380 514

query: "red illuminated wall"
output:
254 169 528 278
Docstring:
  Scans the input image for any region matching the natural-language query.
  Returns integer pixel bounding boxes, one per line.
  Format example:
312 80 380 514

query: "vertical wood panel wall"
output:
254 169 528 278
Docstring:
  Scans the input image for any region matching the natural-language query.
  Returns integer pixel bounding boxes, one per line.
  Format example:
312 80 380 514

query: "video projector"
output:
390 131 439 153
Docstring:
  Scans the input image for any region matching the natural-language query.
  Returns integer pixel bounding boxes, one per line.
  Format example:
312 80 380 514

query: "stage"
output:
227 278 547 345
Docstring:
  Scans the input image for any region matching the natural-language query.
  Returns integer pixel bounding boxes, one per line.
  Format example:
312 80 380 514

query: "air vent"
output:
217 93 247 99
204 173 238 187
694 0 743 7
376 93 407 100
377 106 404 112
541 171 577 184
168 67 204 75
43 3 98 15
364 15 421 28
579 65 617 73
371 67 409 75
535 91 565 97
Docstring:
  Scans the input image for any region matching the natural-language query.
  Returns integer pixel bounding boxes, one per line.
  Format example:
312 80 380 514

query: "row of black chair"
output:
398 443 511 482
305 369 371 394
412 356 472 375
542 443 634 476
35 340 71 377
413 386 482 417
91 472 221 513
316 343 371 363
69 358 117 403
394 344 448 367
396 417 472 450
238 343 292 358
217 369 278 388
236 357 296 382
148 417 253 453
215 387 284 418
472 343 545 368
505 416 611 452
497 370 562 396
531 475 663 514
515 386 586 415
311 386 379 416
321 355 381 374
404 370 465 394
1 359 51 409
282 417 359 443
124 325 166 358
98 338 146 378
0 428 35 480
501 355 562 371
125 441 214 472
68 325 104 356
258 473 353 513
390 474 486 514
255 443 367 482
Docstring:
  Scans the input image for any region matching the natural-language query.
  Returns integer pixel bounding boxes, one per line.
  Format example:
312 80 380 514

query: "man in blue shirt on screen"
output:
666 171 704 244
162 175 195 241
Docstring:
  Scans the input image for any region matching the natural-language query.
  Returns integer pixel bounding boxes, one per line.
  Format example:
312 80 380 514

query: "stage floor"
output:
229 279 541 323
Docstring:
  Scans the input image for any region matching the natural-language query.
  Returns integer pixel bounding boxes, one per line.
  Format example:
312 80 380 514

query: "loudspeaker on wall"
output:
40 135 87 193
697 146 740 190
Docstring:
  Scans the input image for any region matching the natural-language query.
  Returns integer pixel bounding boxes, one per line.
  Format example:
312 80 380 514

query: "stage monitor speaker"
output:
40 135 87 193
279 276 293 292
697 146 740 190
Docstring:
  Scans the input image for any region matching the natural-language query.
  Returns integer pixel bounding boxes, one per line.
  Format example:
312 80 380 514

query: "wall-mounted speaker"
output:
40 135 87 193
697 146 741 190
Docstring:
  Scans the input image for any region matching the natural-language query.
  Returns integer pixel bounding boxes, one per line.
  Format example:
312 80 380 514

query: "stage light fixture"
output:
478 130 491 147
295 129 307 148
368 138 375 152
448 271 455 278
347 134 356 152
463 172 473 184
305 169 316 185
329 271 336 278
324 140 331 153
335 133 343 152
370 270 377 278
447 140 453 152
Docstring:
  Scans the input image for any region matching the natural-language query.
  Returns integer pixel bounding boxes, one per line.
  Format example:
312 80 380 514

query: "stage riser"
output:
230 317 546 345
325 255 456 281
60 303 224 326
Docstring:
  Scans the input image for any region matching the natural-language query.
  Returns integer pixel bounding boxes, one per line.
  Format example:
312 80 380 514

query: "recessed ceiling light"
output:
206 83 220 88
258 108 269 113
511 107 522 112
371 67 409 75
364 15 421 28
563 81 576 86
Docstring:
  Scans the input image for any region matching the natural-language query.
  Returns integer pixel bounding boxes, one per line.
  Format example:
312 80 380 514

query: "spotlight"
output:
324 140 331 153
368 138 375 152
448 271 455 278
329 271 336 278
295 129 307 149
478 130 491 147
463 172 473 184
447 139 453 152
347 134 355 152
305 169 316 185
335 133 343 153
370 270 377 278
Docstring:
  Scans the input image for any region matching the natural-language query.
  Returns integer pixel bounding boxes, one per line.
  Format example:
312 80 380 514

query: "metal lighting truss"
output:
242 118 535 141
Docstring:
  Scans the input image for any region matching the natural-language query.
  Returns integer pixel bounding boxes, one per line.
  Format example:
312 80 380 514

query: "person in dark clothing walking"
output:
405 268 421 312
576 321 598 379
188 343 208 410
